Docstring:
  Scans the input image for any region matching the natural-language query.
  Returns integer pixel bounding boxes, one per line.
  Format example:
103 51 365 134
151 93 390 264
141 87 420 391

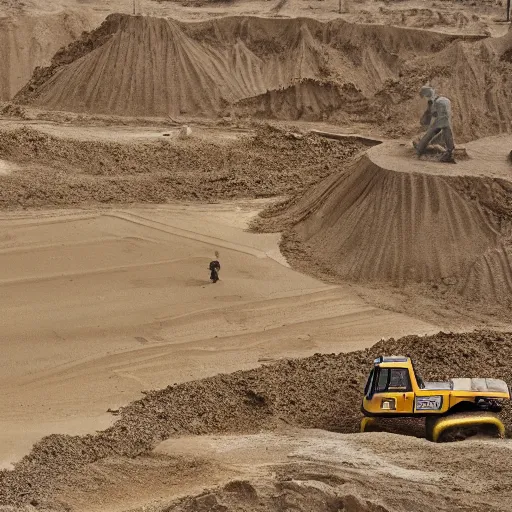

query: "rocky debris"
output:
0 102 27 118
0 126 365 207
178 125 192 139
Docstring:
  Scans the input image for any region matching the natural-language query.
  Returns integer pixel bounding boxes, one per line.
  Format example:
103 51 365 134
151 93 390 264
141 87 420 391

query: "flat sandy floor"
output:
0 202 438 467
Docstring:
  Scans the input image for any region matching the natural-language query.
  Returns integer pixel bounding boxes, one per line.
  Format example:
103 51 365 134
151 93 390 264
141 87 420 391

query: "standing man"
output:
414 85 455 163
208 251 221 283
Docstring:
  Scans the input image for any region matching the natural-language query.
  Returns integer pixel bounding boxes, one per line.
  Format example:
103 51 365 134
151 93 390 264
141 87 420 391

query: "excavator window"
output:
410 360 425 389
376 368 390 393
364 368 375 397
388 368 411 391
374 368 412 393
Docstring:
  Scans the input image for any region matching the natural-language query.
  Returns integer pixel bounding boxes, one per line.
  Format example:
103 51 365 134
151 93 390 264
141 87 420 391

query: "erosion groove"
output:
296 157 499 284
462 245 512 305
232 79 369 121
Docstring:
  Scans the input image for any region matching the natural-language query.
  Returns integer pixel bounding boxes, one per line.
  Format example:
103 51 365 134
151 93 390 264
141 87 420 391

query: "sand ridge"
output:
13 14 512 141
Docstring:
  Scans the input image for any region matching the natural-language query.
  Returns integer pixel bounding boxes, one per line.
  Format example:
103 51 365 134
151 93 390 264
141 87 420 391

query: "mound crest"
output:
15 14 512 139
280 136 512 304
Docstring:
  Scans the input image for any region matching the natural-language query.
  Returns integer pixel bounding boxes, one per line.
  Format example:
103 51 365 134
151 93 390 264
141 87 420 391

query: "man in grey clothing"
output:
414 85 455 163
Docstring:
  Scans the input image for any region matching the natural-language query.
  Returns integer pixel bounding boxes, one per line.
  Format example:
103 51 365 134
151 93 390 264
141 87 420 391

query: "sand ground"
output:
49 429 512 512
0 201 438 467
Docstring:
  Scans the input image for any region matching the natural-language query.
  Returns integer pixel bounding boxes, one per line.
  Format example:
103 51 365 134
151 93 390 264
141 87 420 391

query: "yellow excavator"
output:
361 356 510 442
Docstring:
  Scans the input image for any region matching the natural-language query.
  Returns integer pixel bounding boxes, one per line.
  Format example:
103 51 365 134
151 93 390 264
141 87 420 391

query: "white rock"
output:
178 125 192 139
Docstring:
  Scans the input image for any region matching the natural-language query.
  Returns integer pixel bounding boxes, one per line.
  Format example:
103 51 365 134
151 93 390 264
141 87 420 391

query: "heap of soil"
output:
14 15 512 141
0 330 510 509
0 126 366 207
232 79 369 122
349 6 490 33
169 477 402 512
258 139 512 306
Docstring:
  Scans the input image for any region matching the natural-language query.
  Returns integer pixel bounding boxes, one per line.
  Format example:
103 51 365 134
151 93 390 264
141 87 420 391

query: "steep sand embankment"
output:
262 136 512 305
14 15 512 141
0 11 93 101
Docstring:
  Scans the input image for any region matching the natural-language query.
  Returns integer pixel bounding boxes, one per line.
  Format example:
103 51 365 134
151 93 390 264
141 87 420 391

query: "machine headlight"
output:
381 398 396 410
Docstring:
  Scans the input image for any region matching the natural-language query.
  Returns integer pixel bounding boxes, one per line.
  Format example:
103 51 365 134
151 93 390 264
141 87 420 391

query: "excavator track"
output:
360 412 505 442
425 411 505 442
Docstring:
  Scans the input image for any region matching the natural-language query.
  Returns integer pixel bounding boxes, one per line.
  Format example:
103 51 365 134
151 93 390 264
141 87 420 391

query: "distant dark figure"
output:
209 260 221 283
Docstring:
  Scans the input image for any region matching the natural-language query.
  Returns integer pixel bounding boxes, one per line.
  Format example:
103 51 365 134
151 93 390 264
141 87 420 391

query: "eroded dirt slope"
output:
0 125 366 207
257 137 512 306
0 11 94 101
14 15 512 141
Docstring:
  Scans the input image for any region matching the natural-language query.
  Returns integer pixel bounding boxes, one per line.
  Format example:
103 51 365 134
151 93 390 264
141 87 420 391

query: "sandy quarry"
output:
1 0 512 510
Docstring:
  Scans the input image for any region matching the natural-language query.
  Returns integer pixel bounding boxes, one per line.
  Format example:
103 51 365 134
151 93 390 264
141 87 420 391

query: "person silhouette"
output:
208 251 221 283
414 85 455 163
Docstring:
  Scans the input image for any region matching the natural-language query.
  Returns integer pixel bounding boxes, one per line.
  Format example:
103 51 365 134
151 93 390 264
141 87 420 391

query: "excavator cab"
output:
361 355 510 442
362 357 415 415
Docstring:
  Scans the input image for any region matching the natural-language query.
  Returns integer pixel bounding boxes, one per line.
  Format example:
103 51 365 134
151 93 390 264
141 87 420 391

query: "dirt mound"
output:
263 138 512 305
60 430 512 512
0 126 365 207
0 330 511 508
15 14 512 140
0 11 94 101
350 6 489 34
146 426 512 512
284 156 498 285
